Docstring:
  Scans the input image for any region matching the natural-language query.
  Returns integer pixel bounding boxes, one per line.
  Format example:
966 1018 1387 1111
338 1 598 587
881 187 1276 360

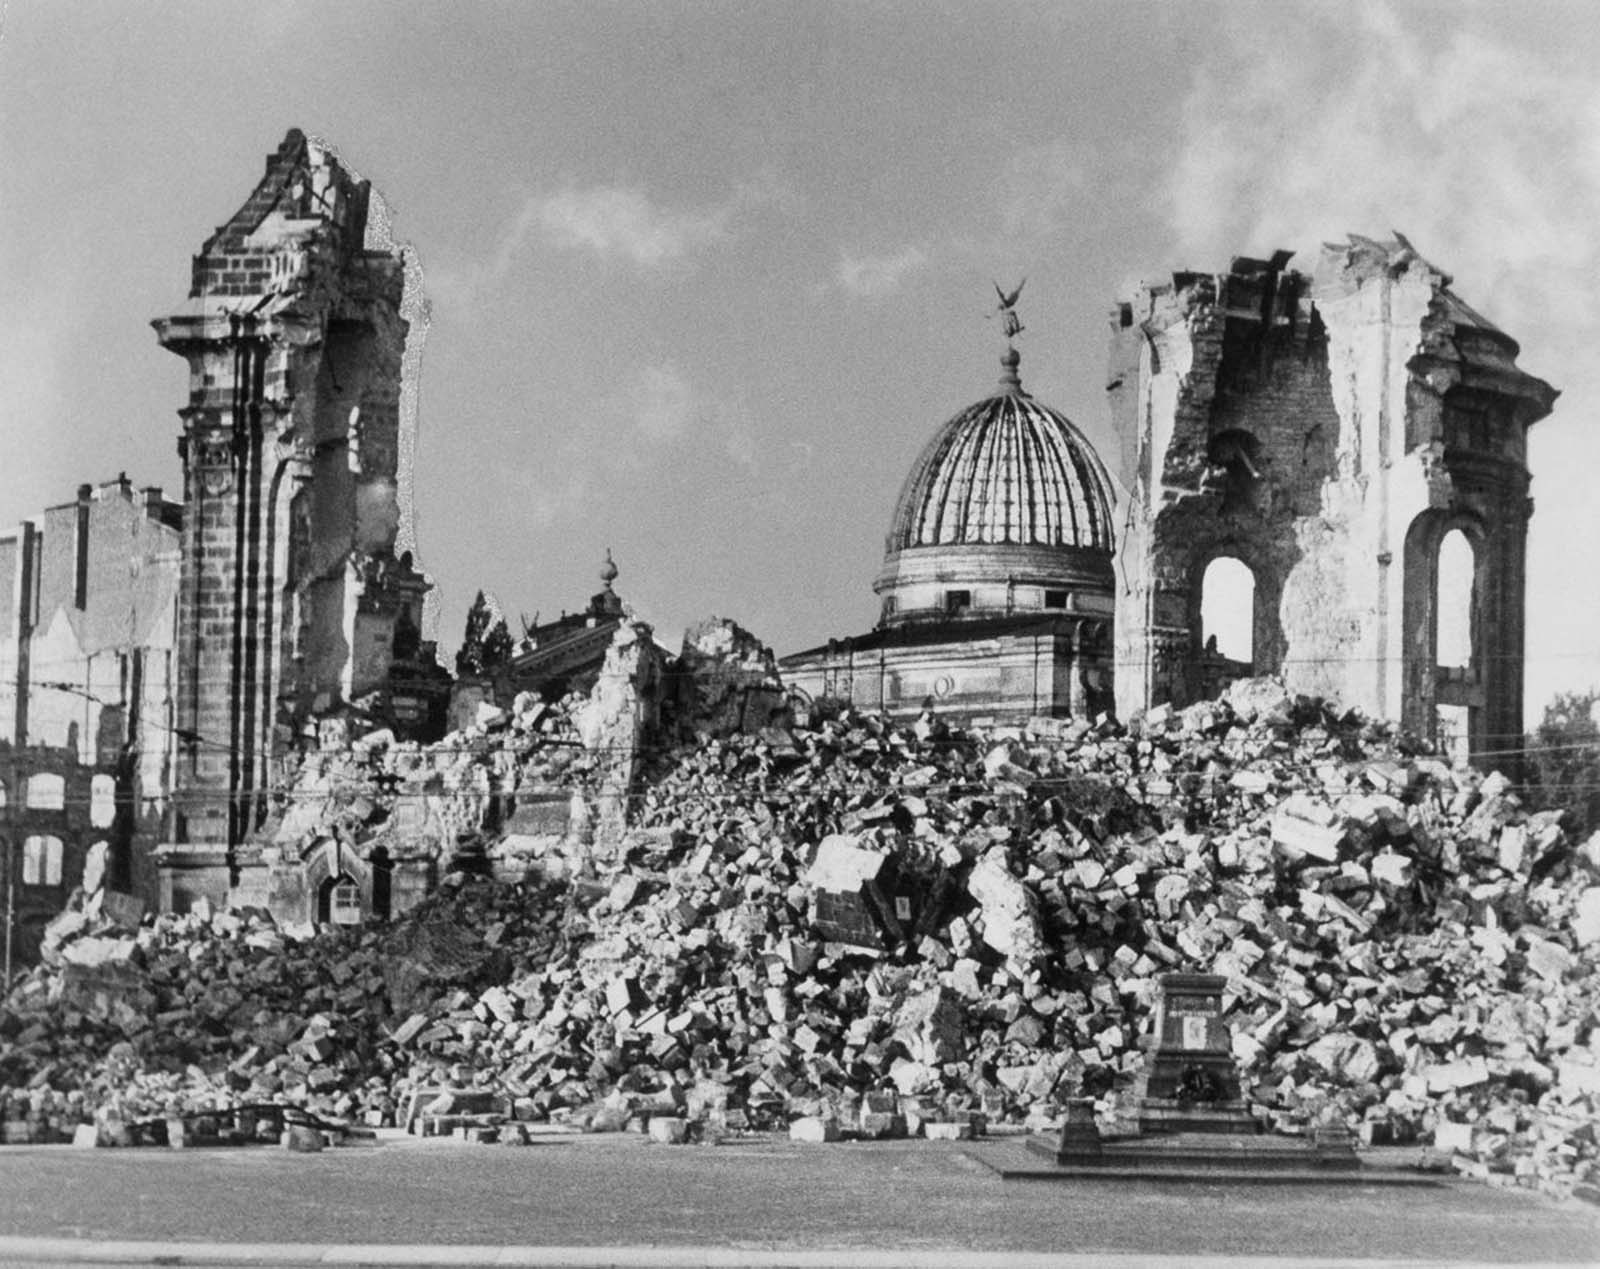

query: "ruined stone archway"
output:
1183 538 1285 703
1196 556 1257 701
1402 510 1489 760
301 838 373 925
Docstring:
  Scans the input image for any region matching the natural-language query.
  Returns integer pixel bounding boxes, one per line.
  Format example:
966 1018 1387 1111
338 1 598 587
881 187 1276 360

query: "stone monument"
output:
1023 972 1391 1181
1131 972 1258 1135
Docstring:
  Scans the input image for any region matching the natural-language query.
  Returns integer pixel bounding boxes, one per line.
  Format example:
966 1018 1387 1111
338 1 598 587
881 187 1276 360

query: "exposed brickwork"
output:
1111 239 1557 769
153 130 430 911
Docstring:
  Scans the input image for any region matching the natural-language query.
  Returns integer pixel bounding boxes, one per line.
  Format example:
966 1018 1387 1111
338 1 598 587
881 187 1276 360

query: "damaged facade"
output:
0 476 182 957
791 236 1556 768
448 555 629 732
7 127 1563 942
151 130 435 914
1110 238 1557 762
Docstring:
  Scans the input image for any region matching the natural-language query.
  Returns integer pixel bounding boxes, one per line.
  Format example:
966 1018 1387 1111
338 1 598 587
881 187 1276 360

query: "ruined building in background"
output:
447 554 629 733
1109 237 1557 763
0 477 183 958
151 130 439 914
8 123 1560 942
782 344 1117 721
783 238 1555 762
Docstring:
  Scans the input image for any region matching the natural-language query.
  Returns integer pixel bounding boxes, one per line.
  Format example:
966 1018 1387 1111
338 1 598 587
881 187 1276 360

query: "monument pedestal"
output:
1020 973 1409 1182
1134 1097 1260 1136
1129 973 1258 1135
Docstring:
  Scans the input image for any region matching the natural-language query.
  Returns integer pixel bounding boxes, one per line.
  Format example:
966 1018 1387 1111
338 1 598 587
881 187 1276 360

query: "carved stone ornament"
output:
196 435 234 496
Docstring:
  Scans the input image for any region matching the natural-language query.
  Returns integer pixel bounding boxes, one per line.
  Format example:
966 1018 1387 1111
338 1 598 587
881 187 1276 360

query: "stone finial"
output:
999 345 1022 393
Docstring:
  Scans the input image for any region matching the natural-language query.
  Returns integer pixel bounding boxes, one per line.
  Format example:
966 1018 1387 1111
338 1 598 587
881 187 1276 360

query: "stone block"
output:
788 1116 840 1143
1434 1120 1475 1154
282 1125 325 1152
648 1116 689 1144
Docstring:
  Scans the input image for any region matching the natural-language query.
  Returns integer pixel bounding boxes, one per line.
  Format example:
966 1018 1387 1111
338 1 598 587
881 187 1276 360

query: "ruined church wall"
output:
153 130 431 910
1112 242 1554 764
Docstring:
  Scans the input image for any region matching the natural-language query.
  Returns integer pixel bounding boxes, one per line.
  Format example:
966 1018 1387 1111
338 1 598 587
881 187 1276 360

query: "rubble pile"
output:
1 679 1596 1197
0 878 574 1142
267 687 596 881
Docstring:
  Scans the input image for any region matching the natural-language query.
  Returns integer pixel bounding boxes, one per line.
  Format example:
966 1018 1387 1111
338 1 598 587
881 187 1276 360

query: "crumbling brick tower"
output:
152 130 428 910
1109 237 1556 767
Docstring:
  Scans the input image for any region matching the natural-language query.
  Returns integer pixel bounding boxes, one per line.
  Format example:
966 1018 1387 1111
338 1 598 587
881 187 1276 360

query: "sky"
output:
1 0 1596 725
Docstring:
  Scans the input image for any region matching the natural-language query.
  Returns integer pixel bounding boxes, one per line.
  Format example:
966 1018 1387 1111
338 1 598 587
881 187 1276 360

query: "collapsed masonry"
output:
223 617 773 926
3 677 1597 1198
1110 237 1558 763
151 130 438 915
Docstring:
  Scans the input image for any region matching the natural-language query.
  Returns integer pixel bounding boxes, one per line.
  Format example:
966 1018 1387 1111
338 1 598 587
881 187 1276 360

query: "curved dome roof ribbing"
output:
887 348 1115 553
874 346 1116 628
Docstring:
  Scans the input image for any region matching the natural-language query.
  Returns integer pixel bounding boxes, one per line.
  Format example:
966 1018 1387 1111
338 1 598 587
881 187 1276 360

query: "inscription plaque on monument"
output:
1133 972 1255 1134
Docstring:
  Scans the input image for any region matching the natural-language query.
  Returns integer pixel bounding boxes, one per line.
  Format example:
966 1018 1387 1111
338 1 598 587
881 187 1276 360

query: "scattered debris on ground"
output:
2 678 1595 1199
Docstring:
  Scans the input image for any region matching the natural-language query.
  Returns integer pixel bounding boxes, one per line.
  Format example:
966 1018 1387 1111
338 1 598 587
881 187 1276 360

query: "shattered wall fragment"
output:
1109 239 1556 767
5 683 1599 1197
151 130 432 910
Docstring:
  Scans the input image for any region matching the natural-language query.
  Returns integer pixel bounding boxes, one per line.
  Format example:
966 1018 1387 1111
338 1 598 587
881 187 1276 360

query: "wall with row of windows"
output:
881 582 1096 625
19 834 65 886
0 771 117 823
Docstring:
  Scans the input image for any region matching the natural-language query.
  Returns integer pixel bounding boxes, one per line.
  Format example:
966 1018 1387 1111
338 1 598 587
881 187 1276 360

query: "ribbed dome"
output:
886 351 1115 553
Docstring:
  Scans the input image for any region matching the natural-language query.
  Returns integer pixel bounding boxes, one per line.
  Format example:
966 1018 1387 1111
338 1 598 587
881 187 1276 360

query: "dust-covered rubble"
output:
2 678 1596 1198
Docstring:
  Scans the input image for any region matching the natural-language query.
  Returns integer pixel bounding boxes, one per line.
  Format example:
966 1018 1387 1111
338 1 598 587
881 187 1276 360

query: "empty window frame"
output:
25 773 65 811
22 835 64 886
329 877 363 925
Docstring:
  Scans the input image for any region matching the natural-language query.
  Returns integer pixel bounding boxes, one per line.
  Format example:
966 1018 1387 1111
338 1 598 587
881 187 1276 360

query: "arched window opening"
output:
1436 530 1474 670
318 873 363 926
1201 557 1255 662
90 774 117 828
368 847 393 922
1434 529 1476 766
1199 557 1256 700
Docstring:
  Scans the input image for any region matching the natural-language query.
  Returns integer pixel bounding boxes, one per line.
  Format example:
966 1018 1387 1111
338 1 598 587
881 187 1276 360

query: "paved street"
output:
0 1132 1595 1266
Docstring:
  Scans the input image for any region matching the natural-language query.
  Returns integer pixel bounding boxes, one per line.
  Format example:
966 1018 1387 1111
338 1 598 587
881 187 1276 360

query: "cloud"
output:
622 364 763 473
835 244 929 297
539 186 729 267
540 175 788 269
524 470 595 531
993 141 1093 243
724 423 757 471
630 362 697 442
429 174 788 305
1166 1 1600 340
1166 0 1600 716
